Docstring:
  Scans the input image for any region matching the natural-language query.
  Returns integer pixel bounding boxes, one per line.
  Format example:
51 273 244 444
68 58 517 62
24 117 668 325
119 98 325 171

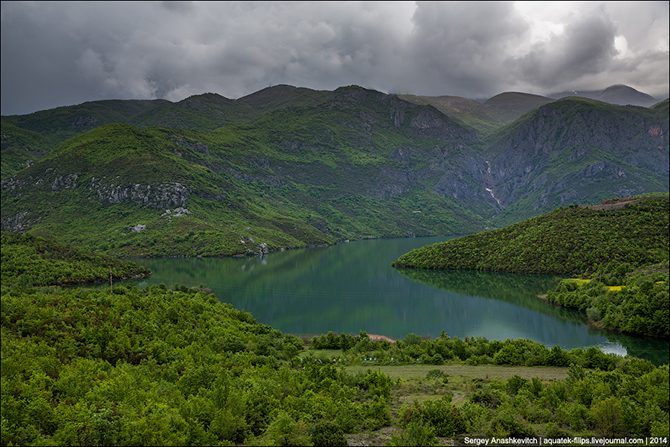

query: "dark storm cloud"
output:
160 1 195 14
401 2 530 97
1 1 668 115
516 14 618 89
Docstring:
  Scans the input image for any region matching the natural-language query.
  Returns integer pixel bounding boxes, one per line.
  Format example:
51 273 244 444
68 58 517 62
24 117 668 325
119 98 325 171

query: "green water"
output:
133 236 669 364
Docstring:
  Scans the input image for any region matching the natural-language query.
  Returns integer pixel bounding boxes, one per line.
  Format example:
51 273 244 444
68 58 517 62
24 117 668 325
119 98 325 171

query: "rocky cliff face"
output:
0 211 32 232
485 99 669 218
89 178 189 208
1 164 191 233
2 168 189 210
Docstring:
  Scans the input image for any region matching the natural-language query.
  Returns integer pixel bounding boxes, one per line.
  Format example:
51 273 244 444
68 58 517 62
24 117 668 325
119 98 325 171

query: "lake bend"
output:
131 236 669 364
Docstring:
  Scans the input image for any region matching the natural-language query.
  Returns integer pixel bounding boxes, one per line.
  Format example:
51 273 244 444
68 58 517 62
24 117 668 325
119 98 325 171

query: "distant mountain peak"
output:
179 92 233 103
334 84 381 94
482 92 554 123
549 84 657 107
603 84 636 91
485 91 552 105
248 84 299 94
486 91 550 100
236 84 326 111
237 84 324 101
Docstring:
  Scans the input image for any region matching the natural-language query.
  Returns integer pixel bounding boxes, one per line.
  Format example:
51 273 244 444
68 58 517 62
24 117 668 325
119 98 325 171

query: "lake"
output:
132 236 669 364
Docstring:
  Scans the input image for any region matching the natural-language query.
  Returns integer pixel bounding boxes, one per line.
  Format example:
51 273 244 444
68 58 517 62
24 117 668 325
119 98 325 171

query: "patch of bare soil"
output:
582 196 640 211
368 334 396 343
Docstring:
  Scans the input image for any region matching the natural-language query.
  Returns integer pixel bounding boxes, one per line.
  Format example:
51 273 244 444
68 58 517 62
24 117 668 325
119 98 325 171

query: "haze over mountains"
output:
549 84 660 107
399 84 663 134
1 83 668 256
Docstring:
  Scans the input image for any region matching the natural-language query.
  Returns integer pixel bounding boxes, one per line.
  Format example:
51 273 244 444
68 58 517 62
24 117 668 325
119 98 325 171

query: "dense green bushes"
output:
311 331 627 369
547 262 669 337
396 363 669 439
394 194 669 275
0 286 392 446
310 331 603 368
1 231 149 287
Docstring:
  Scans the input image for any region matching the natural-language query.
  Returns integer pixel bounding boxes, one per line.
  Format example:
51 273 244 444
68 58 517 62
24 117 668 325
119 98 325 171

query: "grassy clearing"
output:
344 364 568 381
565 278 625 292
298 348 343 359
564 278 591 285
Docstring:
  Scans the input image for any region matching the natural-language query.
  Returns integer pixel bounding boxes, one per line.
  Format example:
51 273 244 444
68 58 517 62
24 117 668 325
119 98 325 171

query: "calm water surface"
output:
133 236 669 364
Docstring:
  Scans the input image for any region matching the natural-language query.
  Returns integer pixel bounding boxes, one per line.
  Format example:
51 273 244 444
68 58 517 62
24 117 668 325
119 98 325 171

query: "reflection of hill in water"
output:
398 269 669 365
600 333 668 365
132 237 668 365
398 269 575 321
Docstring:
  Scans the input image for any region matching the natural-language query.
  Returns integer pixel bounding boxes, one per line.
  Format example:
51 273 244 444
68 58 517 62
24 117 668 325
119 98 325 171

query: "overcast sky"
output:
2 1 668 115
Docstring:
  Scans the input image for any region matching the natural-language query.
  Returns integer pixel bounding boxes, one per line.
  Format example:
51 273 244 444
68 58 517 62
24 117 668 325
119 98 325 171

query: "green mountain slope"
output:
0 86 329 151
399 91 554 135
2 99 168 142
236 84 331 112
485 97 669 224
1 231 148 287
0 120 55 176
0 99 173 177
397 94 500 134
2 85 669 255
483 91 554 123
393 194 669 275
1 87 490 256
652 98 669 113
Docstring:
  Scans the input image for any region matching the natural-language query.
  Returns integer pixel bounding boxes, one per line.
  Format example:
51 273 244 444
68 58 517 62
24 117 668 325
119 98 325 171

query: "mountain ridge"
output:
549 84 658 107
1 83 668 256
1 88 490 256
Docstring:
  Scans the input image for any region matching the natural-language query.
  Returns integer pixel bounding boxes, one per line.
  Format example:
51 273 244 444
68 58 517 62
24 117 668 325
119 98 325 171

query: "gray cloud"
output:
160 1 195 14
402 2 531 97
516 13 618 89
1 1 668 115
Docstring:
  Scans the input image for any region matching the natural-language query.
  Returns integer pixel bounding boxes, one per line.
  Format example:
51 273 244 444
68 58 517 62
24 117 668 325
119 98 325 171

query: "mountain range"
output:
1 84 668 256
549 84 659 107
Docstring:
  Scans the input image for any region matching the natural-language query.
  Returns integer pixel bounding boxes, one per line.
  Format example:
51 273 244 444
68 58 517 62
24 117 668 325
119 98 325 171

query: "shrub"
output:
389 420 437 447
310 420 347 447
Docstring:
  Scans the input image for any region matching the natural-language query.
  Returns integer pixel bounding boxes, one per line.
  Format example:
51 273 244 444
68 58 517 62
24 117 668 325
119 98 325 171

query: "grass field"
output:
298 348 343 359
344 364 569 381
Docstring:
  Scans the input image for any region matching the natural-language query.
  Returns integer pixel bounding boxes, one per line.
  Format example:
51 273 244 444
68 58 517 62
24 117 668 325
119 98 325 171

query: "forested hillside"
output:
394 194 668 274
394 194 670 338
1 231 148 287
1 86 490 256
1 86 668 257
